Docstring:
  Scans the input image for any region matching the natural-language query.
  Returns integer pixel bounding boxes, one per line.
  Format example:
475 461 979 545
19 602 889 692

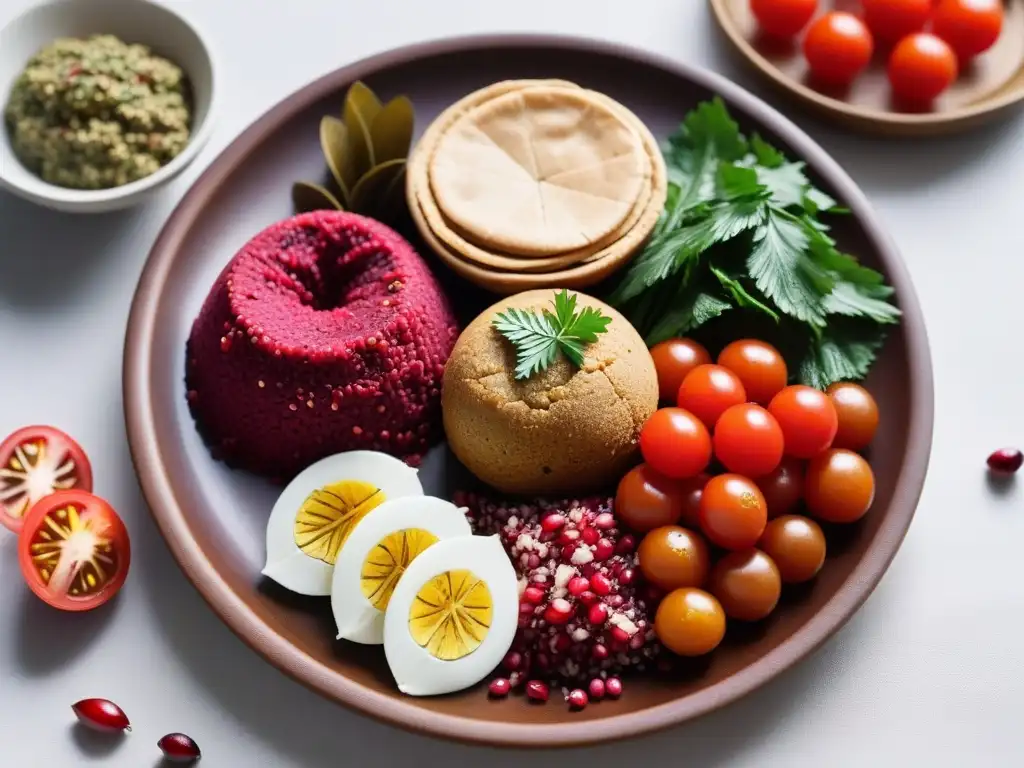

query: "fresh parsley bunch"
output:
607 98 900 390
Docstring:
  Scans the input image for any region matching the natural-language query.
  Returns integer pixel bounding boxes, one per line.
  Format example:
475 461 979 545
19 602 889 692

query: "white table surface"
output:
1 0 1021 765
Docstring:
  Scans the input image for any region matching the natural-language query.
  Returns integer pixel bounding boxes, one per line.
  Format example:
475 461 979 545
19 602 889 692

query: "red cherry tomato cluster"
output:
626 338 880 657
0 425 130 612
750 0 1004 104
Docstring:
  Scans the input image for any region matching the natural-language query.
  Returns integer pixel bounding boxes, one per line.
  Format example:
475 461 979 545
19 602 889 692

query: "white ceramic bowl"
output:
0 0 217 213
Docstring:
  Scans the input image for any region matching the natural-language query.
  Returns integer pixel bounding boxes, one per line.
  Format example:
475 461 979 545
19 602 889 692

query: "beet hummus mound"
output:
185 211 459 480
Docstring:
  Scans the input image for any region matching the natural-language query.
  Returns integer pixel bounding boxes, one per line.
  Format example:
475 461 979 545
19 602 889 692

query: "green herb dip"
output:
4 34 192 190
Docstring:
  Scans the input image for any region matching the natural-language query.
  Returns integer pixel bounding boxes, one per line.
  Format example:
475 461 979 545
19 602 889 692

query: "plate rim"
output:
708 0 1024 135
122 32 935 747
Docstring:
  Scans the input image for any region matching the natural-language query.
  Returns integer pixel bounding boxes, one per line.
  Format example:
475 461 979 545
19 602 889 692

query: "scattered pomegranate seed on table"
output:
158 732 202 763
526 680 550 702
71 699 131 733
605 677 623 698
488 678 511 698
987 448 1023 474
566 689 589 710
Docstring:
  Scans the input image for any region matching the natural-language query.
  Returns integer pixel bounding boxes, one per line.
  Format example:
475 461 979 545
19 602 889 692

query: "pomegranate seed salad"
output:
177 81 899 710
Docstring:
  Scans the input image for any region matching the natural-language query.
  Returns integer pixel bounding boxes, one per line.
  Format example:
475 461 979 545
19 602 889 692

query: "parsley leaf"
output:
492 290 612 380
646 282 732 346
798 320 888 389
710 265 779 322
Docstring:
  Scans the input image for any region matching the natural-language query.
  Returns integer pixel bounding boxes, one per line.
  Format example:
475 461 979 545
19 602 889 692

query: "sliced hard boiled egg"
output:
383 535 517 696
331 496 472 645
261 451 423 596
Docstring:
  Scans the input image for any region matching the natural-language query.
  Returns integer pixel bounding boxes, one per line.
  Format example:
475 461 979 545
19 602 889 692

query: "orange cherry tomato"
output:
637 525 711 590
18 490 130 612
708 548 782 621
616 463 691 533
768 385 839 459
759 514 827 583
862 0 932 43
804 449 876 523
888 33 958 103
699 474 768 550
750 0 819 38
649 338 711 403
717 339 788 405
757 456 806 518
639 408 712 480
932 0 1003 61
655 588 726 656
803 12 874 85
827 382 880 451
677 364 747 429
0 426 93 533
713 403 784 478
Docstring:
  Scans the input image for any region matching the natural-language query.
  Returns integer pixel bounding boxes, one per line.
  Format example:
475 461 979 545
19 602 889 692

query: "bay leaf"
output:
319 116 354 201
370 95 415 164
350 158 405 215
343 82 380 176
292 180 344 213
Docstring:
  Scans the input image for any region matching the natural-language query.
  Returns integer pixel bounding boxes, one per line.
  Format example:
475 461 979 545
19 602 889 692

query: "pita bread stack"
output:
407 80 668 294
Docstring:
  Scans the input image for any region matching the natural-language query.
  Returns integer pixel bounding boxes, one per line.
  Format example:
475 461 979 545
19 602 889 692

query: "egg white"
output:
383 535 518 697
261 451 423 596
331 496 473 645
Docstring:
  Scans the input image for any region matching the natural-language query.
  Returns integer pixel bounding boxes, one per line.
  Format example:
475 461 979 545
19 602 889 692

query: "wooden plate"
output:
123 34 934 747
709 0 1024 136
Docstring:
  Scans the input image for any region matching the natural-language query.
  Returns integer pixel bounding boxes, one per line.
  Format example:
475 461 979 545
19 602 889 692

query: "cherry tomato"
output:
0 426 93 533
803 12 874 86
757 456 805 518
699 474 768 550
862 0 932 43
708 548 782 621
768 385 839 459
716 339 788 405
713 403 784 478
637 525 711 590
804 449 876 523
639 408 712 479
750 0 819 38
650 338 711 403
677 364 747 429
616 463 691 533
888 33 958 102
654 587 726 656
18 490 130 612
827 382 880 451
932 0 1003 61
759 514 827 583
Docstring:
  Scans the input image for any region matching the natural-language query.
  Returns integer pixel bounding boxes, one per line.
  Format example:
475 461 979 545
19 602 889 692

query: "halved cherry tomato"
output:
932 0 1003 61
639 408 712 479
803 12 875 86
768 385 839 459
750 0 819 38
717 339 788 405
713 403 784 478
677 364 747 429
0 426 93 533
888 33 958 103
862 0 932 44
699 474 768 550
18 490 130 612
649 338 711 402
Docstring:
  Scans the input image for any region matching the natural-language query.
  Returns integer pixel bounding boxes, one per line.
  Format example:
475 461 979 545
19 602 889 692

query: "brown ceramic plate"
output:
710 0 1024 136
123 34 933 747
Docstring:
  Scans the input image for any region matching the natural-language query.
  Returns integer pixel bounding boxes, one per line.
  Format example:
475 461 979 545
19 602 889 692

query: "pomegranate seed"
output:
489 678 511 697
523 586 546 604
588 678 607 700
567 576 590 596
592 643 609 660
594 538 615 561
561 543 578 561
988 448 1023 474
595 512 615 529
541 513 567 532
503 651 523 671
544 598 573 625
616 535 637 554
527 553 541 568
591 573 612 596
581 527 600 545
588 603 609 626
536 652 552 670
579 590 599 605
559 529 581 544
630 633 646 650
554 633 573 653
610 625 631 644
72 699 131 733
606 677 623 697
526 680 550 702
608 594 625 608
519 602 535 617
158 733 201 763
619 568 635 585
567 689 589 709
